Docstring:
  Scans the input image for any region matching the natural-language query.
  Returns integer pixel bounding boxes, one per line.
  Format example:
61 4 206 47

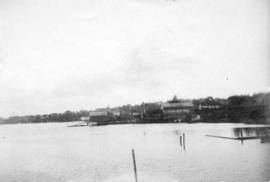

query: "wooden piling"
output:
180 135 182 146
132 149 138 182
240 130 243 145
183 133 186 150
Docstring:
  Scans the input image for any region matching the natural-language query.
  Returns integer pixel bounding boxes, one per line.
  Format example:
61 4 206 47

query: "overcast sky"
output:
0 0 269 117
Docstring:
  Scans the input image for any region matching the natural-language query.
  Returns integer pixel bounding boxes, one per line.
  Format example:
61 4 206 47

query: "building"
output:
142 102 162 113
193 97 228 121
141 102 163 122
141 99 194 122
89 110 117 125
110 109 120 117
196 97 225 110
161 102 194 122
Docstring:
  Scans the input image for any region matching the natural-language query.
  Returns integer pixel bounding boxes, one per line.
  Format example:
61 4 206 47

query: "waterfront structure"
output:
89 110 117 125
196 97 226 110
141 102 164 122
142 98 194 122
161 102 194 122
193 97 228 121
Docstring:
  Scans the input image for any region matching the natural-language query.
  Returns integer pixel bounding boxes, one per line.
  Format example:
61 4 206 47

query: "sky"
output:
0 0 269 117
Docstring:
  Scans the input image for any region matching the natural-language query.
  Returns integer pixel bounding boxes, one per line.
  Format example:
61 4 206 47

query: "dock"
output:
205 134 270 141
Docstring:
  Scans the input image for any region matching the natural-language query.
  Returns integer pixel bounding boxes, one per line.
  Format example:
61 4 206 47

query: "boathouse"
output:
89 110 117 125
161 101 194 122
141 98 194 122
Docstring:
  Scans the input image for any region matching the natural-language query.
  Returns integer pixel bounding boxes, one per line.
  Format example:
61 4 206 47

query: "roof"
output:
161 102 194 108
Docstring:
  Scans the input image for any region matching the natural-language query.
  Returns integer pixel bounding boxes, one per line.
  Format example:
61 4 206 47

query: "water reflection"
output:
233 127 270 137
173 126 270 150
233 127 270 144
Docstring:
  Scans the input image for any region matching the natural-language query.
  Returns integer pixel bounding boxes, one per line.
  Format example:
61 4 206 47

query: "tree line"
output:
0 110 89 125
0 92 269 125
193 93 270 124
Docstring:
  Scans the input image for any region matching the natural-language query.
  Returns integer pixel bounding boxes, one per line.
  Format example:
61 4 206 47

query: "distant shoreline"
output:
1 119 269 126
1 92 269 126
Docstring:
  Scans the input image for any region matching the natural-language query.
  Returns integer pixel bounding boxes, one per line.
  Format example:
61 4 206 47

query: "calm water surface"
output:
0 122 269 182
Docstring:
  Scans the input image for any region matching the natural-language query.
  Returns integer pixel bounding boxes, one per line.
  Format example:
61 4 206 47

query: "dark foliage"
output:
1 93 269 125
1 110 90 124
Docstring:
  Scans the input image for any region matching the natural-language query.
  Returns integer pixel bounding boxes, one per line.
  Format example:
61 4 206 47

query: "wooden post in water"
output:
183 133 186 150
180 135 182 146
240 130 243 145
132 149 138 182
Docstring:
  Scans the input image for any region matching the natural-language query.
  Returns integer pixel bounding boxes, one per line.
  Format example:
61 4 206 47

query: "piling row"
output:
180 132 186 150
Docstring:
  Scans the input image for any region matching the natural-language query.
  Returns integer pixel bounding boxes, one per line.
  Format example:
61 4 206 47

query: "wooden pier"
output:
205 134 270 141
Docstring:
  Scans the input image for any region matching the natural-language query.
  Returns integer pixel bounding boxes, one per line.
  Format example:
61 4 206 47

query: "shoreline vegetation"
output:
0 92 269 125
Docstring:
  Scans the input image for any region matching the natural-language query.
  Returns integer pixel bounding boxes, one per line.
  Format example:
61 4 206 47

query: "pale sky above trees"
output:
0 0 269 117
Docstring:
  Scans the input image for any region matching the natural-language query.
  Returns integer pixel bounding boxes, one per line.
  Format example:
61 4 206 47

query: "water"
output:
0 122 269 182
